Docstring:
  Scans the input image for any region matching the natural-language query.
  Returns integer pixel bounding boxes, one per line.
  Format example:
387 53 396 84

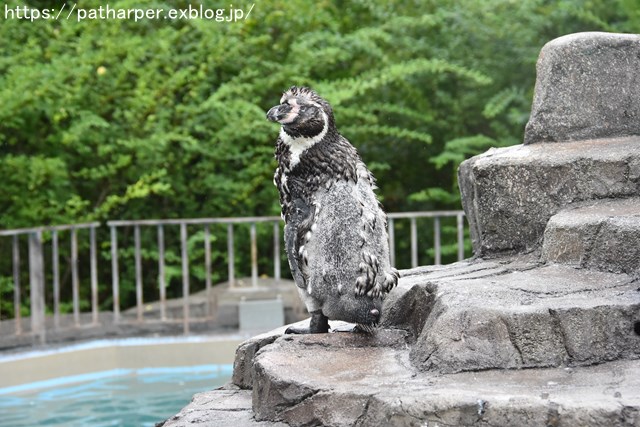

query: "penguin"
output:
266 86 399 334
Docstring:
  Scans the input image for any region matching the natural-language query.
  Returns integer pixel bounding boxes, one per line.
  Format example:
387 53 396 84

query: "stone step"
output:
166 333 640 426
458 136 640 257
248 336 640 426
165 257 640 427
542 197 640 274
382 259 640 374
159 384 288 427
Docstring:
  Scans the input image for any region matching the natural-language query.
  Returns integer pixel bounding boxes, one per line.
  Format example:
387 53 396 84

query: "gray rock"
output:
524 32 640 145
458 136 640 257
248 328 640 426
158 384 288 427
232 323 301 389
401 260 640 374
180 257 639 427
167 32 640 427
378 277 436 342
251 330 408 424
542 197 640 274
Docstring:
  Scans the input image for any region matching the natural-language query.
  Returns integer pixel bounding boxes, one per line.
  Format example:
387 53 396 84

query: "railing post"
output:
13 235 22 335
204 224 212 318
457 213 465 261
71 227 80 327
28 231 46 344
157 224 167 322
434 217 441 265
90 226 99 325
134 225 143 322
180 222 190 334
388 218 395 268
273 221 281 283
227 224 235 288
110 226 120 323
410 217 418 268
52 230 60 329
250 223 258 288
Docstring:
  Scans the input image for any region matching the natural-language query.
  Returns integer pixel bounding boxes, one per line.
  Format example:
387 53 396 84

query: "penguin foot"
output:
331 323 376 334
330 323 359 333
285 311 329 334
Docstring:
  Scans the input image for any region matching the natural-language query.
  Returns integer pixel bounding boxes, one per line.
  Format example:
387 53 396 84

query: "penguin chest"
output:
303 180 370 296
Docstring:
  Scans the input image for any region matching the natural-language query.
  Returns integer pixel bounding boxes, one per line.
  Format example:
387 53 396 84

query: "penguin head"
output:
266 86 335 140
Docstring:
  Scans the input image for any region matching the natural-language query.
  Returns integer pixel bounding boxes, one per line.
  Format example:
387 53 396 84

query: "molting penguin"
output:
267 86 399 334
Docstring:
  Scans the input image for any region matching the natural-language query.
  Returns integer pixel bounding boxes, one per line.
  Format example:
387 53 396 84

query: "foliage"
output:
0 0 636 317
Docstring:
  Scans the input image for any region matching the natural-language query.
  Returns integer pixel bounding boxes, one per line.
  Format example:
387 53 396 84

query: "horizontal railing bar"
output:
0 212 465 235
107 216 282 227
0 222 101 236
107 212 464 227
387 211 464 219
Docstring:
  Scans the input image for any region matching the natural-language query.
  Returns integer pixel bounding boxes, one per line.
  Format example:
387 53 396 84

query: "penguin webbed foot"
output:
285 311 329 334
331 323 376 334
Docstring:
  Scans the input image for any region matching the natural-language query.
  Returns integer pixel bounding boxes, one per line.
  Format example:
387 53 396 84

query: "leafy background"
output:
0 0 638 317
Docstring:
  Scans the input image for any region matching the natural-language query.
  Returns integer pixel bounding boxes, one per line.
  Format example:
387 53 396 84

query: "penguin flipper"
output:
284 197 316 290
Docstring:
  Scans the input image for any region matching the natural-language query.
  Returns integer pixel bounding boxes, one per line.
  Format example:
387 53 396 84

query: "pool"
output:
0 365 232 426
0 336 243 426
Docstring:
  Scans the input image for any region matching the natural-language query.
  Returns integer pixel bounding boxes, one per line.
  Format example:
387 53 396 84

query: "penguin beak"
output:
266 104 292 123
266 105 279 122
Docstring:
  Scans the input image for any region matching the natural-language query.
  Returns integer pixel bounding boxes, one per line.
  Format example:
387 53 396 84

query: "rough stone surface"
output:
158 384 288 427
524 32 640 144
173 320 640 426
166 32 640 426
248 333 640 427
542 197 640 275
232 323 303 389
395 260 640 373
458 136 640 257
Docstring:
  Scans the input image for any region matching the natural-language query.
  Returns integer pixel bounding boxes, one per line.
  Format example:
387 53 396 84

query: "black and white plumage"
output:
266 86 399 334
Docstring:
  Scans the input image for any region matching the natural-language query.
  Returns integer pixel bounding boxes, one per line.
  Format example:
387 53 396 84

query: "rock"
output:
378 275 436 341
166 31 640 427
251 330 408 424
244 328 640 426
167 356 640 426
158 384 288 427
458 136 640 257
397 259 640 374
232 322 303 389
542 197 640 274
524 32 640 144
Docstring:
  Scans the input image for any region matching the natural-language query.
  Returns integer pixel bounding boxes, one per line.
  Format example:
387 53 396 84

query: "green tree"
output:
0 0 636 317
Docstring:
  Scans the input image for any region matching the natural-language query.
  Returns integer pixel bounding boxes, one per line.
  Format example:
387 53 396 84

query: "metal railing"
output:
107 216 283 334
0 211 466 342
0 222 100 343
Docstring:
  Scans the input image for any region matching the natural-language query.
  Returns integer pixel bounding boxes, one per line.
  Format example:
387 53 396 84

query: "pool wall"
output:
0 335 243 389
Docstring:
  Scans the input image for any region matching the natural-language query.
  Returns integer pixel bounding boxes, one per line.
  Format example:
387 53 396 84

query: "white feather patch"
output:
280 110 329 168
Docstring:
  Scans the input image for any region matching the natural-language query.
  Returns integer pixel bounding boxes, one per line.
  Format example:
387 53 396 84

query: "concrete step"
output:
542 197 640 274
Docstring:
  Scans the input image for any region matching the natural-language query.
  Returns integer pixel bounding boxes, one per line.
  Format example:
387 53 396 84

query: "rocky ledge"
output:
162 32 640 427
162 257 640 427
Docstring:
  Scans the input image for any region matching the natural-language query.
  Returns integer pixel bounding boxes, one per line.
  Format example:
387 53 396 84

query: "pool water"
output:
0 365 232 427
